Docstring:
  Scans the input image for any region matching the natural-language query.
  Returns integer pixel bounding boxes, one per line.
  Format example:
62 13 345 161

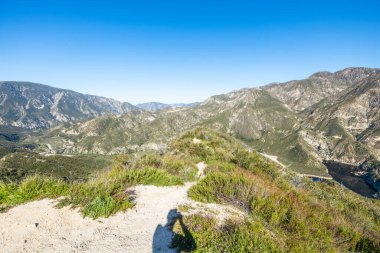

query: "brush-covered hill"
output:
1 128 379 252
0 81 139 129
32 68 380 176
34 88 314 169
18 67 380 193
172 128 380 252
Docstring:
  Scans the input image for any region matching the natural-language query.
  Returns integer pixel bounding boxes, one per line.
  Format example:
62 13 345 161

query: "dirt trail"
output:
0 162 242 252
259 152 287 168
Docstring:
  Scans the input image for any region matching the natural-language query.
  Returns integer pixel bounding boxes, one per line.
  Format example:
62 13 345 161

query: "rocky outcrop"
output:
263 67 380 111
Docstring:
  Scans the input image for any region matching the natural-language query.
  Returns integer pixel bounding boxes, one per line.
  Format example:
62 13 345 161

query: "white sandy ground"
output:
0 162 244 253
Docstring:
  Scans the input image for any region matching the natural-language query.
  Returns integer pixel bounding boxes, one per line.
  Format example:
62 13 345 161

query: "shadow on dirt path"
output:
152 209 196 253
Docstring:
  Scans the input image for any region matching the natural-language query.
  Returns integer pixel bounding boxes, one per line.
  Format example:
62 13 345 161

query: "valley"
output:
2 1 380 251
5 67 378 196
1 127 379 252
1 68 380 252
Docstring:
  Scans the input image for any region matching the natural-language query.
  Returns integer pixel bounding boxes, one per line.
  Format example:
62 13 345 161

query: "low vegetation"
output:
173 128 380 252
0 152 112 182
0 152 196 218
0 176 68 212
129 153 198 181
58 166 183 218
0 127 379 252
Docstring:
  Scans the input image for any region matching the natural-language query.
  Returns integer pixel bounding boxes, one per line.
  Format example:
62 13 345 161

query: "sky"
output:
1 1 379 104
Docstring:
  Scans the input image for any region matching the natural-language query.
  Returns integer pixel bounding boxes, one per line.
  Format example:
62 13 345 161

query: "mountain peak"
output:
333 67 380 84
308 67 380 82
308 71 334 79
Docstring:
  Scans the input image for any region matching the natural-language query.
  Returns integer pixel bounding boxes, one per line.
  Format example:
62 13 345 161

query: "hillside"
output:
32 68 379 178
34 88 318 170
264 67 380 111
0 81 139 129
0 67 377 193
300 72 380 163
1 128 379 252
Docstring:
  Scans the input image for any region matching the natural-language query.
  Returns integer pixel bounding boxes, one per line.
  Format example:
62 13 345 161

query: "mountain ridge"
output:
2 67 380 192
0 81 140 129
136 102 199 111
28 68 380 186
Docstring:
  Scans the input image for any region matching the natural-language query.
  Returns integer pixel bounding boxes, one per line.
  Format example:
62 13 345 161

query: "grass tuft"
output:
0 176 68 211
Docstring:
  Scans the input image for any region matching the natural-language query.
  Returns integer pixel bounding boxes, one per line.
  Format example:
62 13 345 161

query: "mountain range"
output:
0 81 200 130
1 67 379 193
136 102 199 111
0 81 139 129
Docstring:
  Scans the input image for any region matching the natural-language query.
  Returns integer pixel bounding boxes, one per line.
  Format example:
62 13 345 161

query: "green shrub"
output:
82 196 118 218
60 167 183 218
1 166 184 218
132 153 162 168
119 168 184 186
130 153 197 182
185 128 380 252
162 156 197 181
188 172 256 211
0 176 68 211
15 176 68 202
173 214 282 253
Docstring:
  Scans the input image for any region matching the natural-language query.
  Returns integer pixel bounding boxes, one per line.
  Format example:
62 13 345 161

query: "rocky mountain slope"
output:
34 87 326 174
0 81 139 129
300 72 380 164
37 88 296 153
31 68 380 180
264 67 380 111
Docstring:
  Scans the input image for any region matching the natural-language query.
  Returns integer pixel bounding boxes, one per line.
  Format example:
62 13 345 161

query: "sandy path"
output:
0 162 209 253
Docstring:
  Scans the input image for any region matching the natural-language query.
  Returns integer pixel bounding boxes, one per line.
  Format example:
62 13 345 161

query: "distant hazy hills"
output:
136 102 199 111
1 68 380 190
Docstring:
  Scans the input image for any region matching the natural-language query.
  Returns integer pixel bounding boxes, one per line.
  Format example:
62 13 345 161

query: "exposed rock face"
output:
263 67 380 111
0 81 139 129
301 72 380 164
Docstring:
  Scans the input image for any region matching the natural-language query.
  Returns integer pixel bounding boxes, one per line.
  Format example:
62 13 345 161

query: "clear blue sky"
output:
1 0 379 104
